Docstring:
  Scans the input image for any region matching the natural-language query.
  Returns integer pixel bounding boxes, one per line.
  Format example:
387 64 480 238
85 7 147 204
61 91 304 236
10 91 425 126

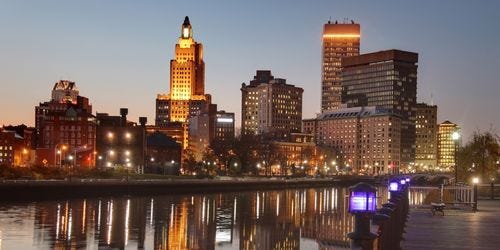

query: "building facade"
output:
321 20 360 112
341 49 418 170
241 70 303 136
35 80 96 167
314 106 402 174
0 125 35 167
95 109 147 172
215 111 235 143
415 103 438 171
188 106 216 161
155 16 211 149
437 121 460 169
145 131 182 175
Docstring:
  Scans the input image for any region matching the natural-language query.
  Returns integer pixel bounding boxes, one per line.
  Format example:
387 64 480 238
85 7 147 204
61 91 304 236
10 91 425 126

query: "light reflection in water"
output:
0 186 420 249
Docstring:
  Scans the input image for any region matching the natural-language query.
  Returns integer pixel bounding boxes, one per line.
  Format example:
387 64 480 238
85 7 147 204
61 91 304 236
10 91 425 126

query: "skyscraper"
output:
155 16 211 148
437 121 460 169
415 103 438 170
321 20 360 112
241 70 303 136
341 49 418 170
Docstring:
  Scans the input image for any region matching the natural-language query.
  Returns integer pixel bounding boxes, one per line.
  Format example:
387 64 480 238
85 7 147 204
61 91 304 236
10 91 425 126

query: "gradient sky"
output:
1 0 499 141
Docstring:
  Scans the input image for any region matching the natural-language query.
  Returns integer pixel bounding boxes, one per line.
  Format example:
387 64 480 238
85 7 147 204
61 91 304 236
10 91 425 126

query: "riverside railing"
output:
408 184 476 210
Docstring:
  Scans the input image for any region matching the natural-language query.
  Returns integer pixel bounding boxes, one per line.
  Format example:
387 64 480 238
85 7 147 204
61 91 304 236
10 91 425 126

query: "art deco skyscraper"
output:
321 20 360 112
156 16 211 148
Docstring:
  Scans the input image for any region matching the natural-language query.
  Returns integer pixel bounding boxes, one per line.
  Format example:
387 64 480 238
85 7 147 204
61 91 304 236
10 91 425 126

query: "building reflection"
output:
28 187 377 249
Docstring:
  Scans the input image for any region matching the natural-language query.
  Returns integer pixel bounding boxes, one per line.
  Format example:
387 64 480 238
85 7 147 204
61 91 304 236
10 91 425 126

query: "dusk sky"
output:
1 0 499 141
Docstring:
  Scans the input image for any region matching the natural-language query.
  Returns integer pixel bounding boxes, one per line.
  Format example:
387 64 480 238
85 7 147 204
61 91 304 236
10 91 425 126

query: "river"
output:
0 185 407 249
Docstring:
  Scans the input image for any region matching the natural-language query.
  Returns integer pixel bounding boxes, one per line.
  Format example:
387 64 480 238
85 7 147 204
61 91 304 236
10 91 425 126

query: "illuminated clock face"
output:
183 28 189 38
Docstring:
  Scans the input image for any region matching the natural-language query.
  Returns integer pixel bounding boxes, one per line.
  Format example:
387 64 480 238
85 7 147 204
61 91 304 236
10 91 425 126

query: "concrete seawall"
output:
0 177 377 200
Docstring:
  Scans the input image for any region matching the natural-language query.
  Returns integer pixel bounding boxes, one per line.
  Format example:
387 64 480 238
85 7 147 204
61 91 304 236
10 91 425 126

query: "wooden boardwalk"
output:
402 200 500 249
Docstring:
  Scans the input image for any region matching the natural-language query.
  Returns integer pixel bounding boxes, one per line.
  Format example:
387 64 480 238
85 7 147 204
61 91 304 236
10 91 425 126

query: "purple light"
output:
389 182 399 191
349 191 376 213
400 179 406 185
405 177 410 183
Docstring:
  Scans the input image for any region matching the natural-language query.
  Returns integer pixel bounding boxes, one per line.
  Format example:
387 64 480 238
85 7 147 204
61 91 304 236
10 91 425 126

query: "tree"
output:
457 130 499 182
182 149 197 174
202 147 218 176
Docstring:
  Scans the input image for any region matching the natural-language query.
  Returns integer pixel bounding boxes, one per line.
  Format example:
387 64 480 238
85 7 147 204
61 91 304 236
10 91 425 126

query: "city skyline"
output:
1 1 499 141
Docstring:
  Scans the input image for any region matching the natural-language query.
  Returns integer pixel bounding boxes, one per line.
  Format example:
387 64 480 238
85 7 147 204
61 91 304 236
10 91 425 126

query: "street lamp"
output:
389 180 399 192
68 155 74 181
347 182 377 249
54 143 67 167
452 131 460 183
472 177 479 212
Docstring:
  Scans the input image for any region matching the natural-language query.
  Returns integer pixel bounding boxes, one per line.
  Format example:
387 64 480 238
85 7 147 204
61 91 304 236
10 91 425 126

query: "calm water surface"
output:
0 186 410 249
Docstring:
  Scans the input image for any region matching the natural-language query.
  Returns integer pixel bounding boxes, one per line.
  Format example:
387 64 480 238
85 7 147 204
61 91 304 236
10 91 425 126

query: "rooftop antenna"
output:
328 16 332 24
430 92 434 106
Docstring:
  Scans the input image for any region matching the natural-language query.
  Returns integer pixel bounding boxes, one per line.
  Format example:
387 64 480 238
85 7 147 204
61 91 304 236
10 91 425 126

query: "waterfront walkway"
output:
403 200 500 249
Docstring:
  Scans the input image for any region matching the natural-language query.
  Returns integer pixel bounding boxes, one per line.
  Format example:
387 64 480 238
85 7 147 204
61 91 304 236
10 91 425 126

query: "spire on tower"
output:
181 16 192 39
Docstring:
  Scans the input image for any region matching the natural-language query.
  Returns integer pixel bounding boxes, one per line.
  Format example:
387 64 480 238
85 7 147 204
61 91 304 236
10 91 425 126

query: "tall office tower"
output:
35 80 96 166
437 121 460 170
214 111 235 143
341 50 418 171
241 70 303 136
155 16 211 149
415 103 438 171
321 20 360 112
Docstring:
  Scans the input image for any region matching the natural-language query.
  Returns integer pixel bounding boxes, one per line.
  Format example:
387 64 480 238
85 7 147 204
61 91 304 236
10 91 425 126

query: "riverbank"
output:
0 176 378 200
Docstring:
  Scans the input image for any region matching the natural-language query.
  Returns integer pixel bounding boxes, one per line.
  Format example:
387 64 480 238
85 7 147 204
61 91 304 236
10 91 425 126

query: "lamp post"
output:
54 143 67 167
347 182 377 250
472 177 479 212
452 131 460 183
68 155 74 182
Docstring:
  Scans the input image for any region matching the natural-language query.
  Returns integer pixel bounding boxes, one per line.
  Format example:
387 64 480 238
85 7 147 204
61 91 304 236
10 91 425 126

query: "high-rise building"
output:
241 70 303 136
341 49 418 171
35 80 96 166
215 111 235 143
321 20 360 112
437 121 460 169
314 106 402 174
187 104 217 161
415 103 438 171
155 16 211 149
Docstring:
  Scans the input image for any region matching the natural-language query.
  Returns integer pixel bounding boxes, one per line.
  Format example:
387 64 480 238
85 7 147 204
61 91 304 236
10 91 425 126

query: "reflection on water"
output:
0 186 394 249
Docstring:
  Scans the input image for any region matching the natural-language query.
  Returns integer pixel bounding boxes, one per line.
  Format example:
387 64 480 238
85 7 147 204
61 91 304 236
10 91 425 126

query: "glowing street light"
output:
472 177 479 212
